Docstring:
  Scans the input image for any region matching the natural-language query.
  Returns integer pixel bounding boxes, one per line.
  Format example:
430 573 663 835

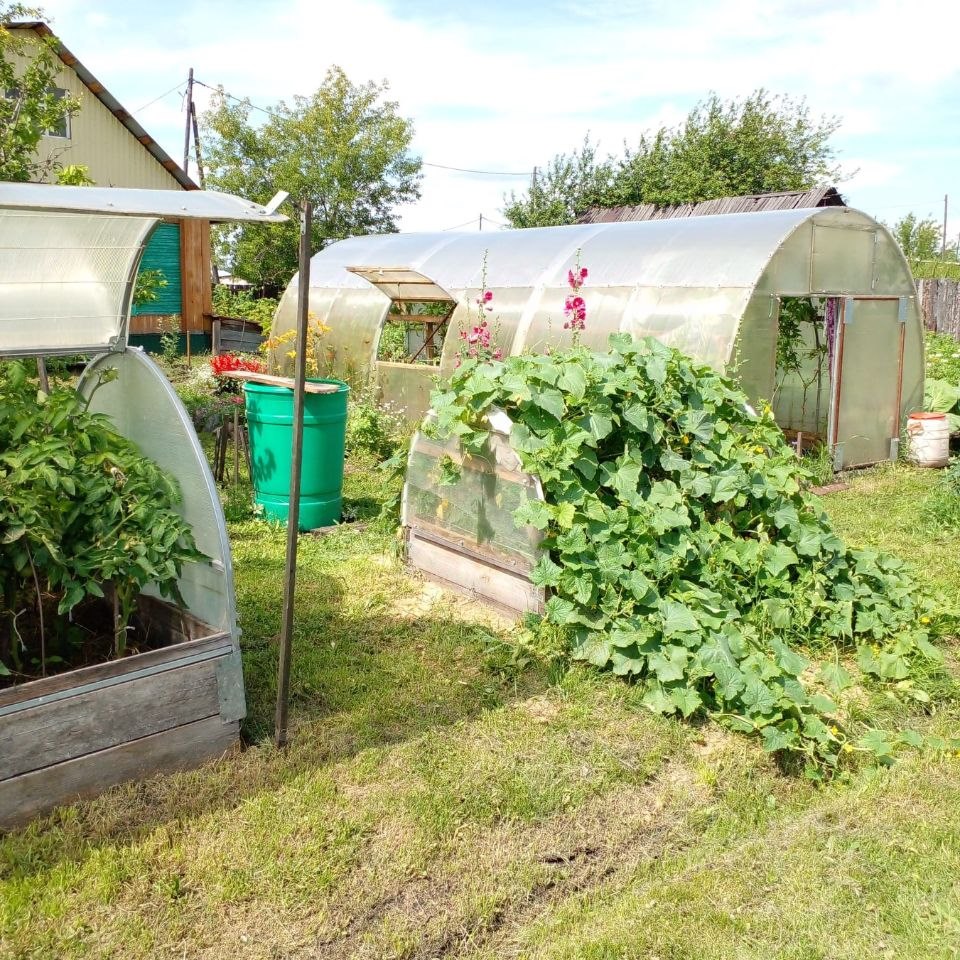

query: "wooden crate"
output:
0 596 244 831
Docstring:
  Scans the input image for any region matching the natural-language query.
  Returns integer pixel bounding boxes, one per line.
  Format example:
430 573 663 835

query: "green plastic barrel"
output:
243 379 349 530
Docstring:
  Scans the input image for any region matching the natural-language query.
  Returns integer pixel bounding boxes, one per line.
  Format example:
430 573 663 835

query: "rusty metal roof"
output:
9 21 198 191
576 186 844 224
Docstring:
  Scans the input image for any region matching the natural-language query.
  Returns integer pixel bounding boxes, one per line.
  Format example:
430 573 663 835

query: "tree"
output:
890 212 958 279
503 90 842 227
502 137 613 228
0 5 81 182
891 212 951 262
201 67 422 290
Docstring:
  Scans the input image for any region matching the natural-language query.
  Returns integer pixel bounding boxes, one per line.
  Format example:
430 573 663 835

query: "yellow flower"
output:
842 743 854 753
829 725 840 736
754 445 764 454
681 435 690 445
920 616 931 625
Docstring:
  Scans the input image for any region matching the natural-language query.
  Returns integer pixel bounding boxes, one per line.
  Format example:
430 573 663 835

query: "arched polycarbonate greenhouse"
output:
0 183 285 827
273 206 924 471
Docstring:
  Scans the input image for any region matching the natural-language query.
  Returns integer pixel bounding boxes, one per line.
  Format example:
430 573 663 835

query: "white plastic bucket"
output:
907 412 950 468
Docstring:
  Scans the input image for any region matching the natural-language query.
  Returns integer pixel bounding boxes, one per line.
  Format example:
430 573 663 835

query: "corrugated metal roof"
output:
9 21 198 191
576 186 844 224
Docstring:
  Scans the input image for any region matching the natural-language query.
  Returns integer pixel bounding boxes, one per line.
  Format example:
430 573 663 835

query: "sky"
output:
33 0 960 241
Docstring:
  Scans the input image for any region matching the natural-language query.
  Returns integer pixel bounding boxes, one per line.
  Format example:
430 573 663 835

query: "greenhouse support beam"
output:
275 199 312 749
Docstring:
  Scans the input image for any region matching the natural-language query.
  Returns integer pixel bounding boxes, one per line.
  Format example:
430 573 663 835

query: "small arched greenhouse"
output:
270 207 925 612
0 184 285 828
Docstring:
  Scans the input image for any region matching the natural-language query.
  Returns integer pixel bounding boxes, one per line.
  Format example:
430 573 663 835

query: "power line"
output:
193 78 532 179
441 216 481 231
132 80 187 115
422 161 529 177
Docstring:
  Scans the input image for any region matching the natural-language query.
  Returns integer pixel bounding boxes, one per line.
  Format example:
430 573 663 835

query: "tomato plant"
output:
0 362 207 681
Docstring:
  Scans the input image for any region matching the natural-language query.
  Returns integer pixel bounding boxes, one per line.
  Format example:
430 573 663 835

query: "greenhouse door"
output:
830 297 906 469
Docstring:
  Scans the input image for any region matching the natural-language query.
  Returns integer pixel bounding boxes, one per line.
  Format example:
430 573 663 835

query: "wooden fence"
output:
917 278 960 338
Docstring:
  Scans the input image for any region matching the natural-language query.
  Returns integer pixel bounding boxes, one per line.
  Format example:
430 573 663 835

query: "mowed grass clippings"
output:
1 463 959 959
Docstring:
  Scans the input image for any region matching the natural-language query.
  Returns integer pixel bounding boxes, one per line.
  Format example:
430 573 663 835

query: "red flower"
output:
210 352 265 376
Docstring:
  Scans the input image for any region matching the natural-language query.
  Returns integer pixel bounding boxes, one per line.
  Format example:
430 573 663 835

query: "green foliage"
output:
891 214 959 279
503 90 841 227
922 457 960 531
426 336 952 770
0 362 206 675
0 13 82 182
211 285 278 333
132 268 168 308
503 136 613 228
926 331 960 383
345 384 406 461
54 163 93 186
924 379 960 432
201 66 422 290
158 315 181 366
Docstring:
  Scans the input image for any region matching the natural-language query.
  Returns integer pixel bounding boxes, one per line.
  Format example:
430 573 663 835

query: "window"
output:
377 300 453 365
46 88 70 139
346 266 456 366
4 86 72 138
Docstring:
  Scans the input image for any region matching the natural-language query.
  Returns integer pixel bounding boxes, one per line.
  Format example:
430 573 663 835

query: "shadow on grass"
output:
0 536 548 880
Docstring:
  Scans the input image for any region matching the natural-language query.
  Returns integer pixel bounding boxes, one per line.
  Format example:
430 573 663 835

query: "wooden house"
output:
7 22 213 350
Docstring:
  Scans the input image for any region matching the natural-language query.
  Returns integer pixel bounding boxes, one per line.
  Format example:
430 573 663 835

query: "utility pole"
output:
183 67 194 177
478 212 483 232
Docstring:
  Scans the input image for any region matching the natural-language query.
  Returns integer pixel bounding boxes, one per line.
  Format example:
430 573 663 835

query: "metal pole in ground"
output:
275 199 312 748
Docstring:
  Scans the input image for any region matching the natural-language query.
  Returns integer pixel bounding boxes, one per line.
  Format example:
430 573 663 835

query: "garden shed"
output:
272 206 924 470
0 183 285 829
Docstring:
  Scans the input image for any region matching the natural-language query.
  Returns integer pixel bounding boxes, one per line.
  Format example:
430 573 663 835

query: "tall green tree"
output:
0 5 81 182
201 67 422 290
504 90 842 228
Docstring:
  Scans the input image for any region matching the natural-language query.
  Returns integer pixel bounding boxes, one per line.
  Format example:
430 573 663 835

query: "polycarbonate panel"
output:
835 299 902 467
901 298 925 417
0 183 288 223
402 417 544 569
734 293 779 405
754 220 814 296
375 362 435 421
78 349 237 640
0 211 154 354
812 225 876 294
621 286 752 367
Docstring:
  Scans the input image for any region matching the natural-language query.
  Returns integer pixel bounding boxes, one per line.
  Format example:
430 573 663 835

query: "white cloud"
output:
37 0 960 233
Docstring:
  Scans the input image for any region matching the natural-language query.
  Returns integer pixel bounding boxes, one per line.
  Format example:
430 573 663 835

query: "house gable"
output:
8 22 195 191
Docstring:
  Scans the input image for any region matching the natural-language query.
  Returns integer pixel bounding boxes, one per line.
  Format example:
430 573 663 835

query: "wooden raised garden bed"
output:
0 596 244 831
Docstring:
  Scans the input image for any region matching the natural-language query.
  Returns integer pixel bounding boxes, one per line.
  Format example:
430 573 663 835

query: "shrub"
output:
346 384 406 461
426 335 952 771
212 286 278 336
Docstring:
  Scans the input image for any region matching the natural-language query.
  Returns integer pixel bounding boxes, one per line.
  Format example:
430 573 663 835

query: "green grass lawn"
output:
1 461 959 959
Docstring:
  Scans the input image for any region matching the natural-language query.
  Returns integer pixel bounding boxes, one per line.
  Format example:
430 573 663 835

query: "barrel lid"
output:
909 411 947 420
